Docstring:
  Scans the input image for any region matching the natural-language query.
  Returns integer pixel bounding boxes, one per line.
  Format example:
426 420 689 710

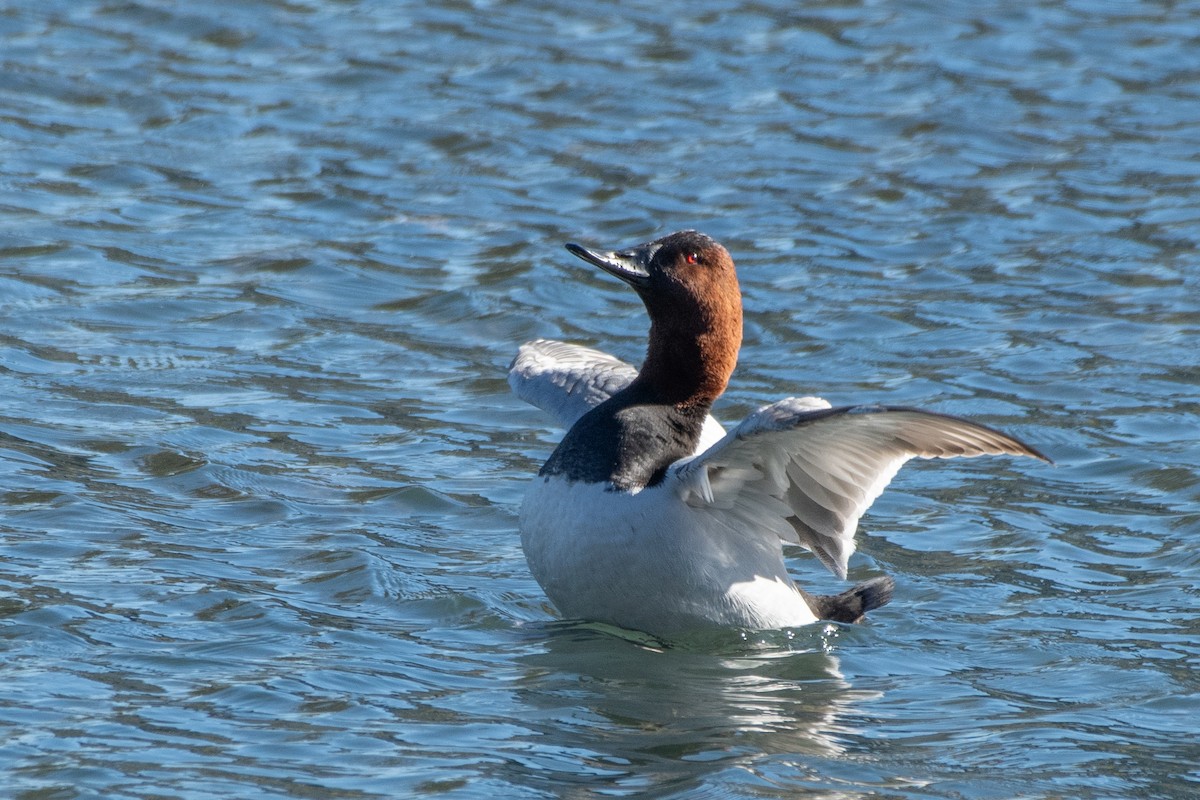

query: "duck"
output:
509 230 1048 638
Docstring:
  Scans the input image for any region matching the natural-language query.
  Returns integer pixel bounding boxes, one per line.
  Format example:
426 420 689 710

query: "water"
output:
1 0 1197 797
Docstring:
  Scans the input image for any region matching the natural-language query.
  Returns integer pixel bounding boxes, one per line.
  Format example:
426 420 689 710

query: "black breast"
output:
539 390 707 491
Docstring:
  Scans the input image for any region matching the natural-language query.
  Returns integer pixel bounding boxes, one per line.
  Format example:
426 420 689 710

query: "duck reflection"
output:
500 622 880 796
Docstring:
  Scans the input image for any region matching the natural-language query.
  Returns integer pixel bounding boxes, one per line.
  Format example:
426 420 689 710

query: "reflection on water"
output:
1 0 1198 797
508 625 875 797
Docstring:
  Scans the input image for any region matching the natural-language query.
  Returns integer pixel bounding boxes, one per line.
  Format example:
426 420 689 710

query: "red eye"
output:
685 252 698 264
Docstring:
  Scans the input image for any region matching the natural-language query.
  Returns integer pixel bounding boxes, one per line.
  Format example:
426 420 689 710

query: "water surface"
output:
1 1 1197 797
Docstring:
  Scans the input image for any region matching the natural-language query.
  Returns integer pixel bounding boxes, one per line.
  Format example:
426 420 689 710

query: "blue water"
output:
1 1 1197 797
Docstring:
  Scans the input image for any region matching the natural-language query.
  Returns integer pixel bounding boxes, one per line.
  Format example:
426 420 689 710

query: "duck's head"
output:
565 230 743 409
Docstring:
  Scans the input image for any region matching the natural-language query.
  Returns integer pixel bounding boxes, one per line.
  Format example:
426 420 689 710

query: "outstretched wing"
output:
508 339 727 448
507 339 639 429
671 399 1050 579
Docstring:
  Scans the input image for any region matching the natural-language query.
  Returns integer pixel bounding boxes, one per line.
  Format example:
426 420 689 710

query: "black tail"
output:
803 575 895 624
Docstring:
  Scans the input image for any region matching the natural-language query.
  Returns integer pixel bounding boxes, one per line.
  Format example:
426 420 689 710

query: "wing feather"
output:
507 340 638 430
673 400 1049 579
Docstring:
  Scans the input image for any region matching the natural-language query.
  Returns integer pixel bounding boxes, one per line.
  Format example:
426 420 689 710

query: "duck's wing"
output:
670 399 1050 579
507 339 639 429
509 339 727 448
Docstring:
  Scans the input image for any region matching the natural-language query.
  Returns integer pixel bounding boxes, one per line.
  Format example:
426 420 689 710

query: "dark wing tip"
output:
873 405 1053 465
1018 440 1054 465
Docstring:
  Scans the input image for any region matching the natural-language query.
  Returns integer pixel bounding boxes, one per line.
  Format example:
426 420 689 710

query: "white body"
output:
520 475 818 635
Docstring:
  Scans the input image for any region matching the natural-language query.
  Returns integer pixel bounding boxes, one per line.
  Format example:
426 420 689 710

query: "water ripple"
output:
1 0 1197 797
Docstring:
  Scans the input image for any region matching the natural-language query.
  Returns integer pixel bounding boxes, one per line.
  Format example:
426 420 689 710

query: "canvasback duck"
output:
509 230 1048 637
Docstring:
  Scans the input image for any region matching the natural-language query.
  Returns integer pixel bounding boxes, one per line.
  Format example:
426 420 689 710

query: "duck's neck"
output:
634 308 741 412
